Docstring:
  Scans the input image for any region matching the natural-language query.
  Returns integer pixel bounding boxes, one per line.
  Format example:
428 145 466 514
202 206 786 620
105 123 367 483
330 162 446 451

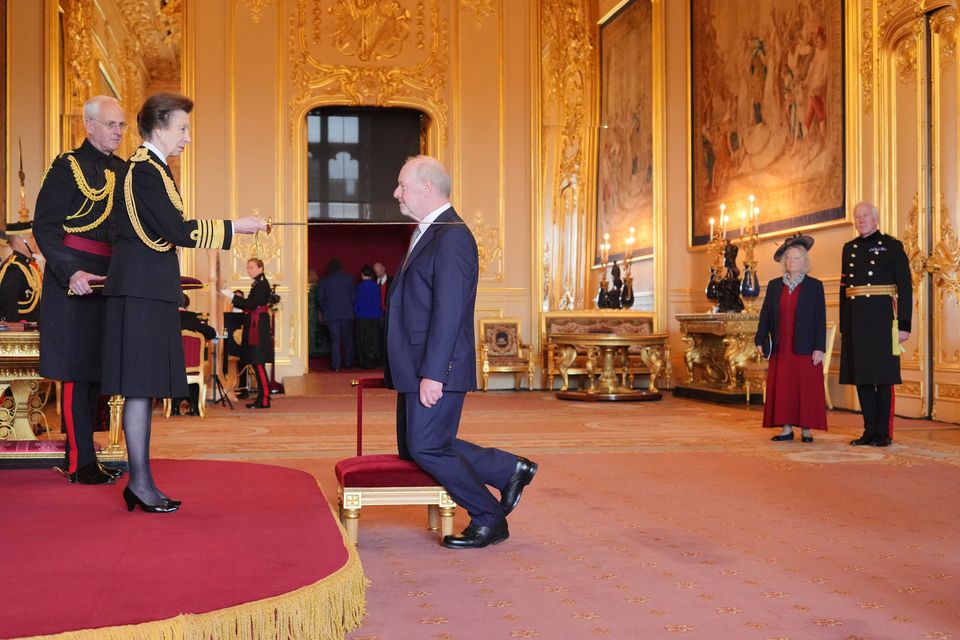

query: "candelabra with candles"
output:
706 196 762 312
620 227 635 309
596 233 612 309
738 196 761 310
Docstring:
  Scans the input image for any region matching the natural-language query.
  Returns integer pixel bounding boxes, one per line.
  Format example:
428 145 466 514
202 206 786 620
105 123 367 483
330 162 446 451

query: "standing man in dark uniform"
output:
0 222 42 323
224 258 274 409
33 95 127 485
839 202 912 447
384 155 537 549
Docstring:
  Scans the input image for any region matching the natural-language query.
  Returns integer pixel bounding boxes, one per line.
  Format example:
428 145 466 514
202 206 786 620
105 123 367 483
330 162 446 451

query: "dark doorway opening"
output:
306 107 424 371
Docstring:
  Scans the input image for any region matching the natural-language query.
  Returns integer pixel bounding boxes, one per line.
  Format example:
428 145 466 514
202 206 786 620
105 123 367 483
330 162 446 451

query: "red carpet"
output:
2 460 364 640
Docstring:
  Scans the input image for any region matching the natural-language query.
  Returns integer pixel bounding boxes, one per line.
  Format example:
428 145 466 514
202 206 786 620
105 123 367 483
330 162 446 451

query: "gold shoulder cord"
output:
124 147 176 252
16 262 41 314
0 259 41 315
62 155 115 233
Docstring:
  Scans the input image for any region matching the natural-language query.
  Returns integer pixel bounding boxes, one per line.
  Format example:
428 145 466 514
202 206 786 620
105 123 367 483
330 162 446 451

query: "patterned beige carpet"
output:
136 375 959 639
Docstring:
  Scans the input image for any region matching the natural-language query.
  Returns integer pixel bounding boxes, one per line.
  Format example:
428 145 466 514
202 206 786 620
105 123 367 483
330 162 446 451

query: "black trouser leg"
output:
875 384 893 440
255 364 271 407
856 384 878 440
62 381 99 473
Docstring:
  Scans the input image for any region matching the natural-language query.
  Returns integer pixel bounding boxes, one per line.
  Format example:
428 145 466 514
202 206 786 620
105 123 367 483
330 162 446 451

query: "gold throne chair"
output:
478 317 535 391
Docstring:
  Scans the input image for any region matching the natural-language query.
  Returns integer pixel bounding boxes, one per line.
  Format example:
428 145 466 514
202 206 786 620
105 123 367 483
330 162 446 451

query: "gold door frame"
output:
876 0 960 420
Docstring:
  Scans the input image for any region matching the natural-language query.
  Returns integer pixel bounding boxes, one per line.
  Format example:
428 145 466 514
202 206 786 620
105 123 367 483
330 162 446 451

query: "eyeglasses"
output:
90 118 127 131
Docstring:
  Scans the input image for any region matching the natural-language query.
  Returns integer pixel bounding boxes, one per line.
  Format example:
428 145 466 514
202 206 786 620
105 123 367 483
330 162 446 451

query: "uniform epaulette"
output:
123 150 176 252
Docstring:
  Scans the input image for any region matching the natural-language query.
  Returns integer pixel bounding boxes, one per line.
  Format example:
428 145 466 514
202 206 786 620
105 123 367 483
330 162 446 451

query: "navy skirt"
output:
101 295 188 398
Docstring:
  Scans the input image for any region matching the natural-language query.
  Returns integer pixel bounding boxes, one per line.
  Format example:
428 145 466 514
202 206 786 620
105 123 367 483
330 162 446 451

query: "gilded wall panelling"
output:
287 0 450 150
240 0 275 24
461 0 494 27
470 209 503 279
453 0 507 284
537 0 594 311
329 0 411 61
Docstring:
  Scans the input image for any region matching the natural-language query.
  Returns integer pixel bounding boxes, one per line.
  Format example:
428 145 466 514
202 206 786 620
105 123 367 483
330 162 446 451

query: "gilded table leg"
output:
9 380 39 440
557 345 577 392
105 395 126 455
639 345 665 393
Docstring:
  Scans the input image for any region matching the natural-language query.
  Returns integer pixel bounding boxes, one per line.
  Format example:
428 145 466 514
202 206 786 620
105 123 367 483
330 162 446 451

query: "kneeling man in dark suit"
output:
384 155 537 549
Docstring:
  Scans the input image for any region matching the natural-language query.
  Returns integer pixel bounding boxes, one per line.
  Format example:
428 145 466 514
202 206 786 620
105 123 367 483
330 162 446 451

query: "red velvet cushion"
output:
182 334 202 368
335 454 440 488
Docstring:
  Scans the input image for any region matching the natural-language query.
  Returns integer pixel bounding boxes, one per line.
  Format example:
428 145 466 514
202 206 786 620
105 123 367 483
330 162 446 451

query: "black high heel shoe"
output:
123 487 179 513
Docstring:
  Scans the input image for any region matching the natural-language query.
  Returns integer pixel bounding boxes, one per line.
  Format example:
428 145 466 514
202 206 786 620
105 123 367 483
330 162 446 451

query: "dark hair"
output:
327 258 342 273
181 293 190 308
360 264 375 278
137 92 194 138
248 257 264 269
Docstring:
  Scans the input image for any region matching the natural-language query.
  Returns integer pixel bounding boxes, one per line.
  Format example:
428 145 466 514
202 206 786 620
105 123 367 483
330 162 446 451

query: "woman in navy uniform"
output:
33 96 127 485
228 258 274 409
102 92 265 512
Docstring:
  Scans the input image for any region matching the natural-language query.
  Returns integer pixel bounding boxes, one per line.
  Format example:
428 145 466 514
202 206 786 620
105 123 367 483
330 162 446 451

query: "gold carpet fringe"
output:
18 524 366 640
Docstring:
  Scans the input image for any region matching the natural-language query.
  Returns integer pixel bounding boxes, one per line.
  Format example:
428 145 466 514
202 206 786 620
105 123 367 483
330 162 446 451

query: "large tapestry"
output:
596 0 653 265
690 0 845 246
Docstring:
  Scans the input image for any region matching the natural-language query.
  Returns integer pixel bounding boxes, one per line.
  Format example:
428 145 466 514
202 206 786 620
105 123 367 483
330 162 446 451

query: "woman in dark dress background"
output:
754 235 828 443
228 258 274 409
102 92 265 512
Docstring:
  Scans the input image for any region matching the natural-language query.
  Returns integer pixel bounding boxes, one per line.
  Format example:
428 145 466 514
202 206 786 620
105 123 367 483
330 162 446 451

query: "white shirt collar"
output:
417 203 451 235
142 141 167 165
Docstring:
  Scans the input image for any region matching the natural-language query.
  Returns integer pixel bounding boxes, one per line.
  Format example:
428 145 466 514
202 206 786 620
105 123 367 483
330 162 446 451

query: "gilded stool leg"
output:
428 504 440 531
341 507 360 544
439 506 456 538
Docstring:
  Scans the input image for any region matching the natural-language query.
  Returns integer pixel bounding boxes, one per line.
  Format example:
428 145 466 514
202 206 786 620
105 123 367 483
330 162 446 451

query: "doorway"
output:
886 6 960 423
305 107 424 371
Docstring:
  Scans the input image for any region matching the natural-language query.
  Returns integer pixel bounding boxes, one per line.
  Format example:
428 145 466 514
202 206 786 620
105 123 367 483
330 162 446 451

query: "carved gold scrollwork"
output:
330 0 412 61
895 23 922 84
862 0 874 113
722 334 755 390
241 0 276 24
931 8 957 70
902 193 927 297
469 210 502 278
540 0 593 310
927 196 960 305
461 0 495 27
289 0 449 145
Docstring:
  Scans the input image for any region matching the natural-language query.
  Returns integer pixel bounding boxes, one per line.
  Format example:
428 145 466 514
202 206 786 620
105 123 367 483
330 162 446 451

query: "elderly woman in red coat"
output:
754 234 828 443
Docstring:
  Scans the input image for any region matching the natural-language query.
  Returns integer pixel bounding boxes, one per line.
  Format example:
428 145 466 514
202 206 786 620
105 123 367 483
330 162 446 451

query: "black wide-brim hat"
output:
773 233 814 262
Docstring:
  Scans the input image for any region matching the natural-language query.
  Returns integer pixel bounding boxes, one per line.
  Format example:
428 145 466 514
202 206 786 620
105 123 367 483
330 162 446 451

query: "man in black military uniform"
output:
33 95 127 484
839 202 912 447
0 222 42 323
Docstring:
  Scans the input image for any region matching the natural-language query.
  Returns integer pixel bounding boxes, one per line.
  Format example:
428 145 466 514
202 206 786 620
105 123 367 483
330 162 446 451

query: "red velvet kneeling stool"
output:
336 377 457 544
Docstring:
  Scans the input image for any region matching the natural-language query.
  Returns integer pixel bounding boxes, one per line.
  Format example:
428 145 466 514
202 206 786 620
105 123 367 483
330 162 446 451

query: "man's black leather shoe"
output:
500 457 538 516
872 437 892 447
441 521 509 549
66 461 116 485
771 433 794 441
246 401 270 409
850 433 874 446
